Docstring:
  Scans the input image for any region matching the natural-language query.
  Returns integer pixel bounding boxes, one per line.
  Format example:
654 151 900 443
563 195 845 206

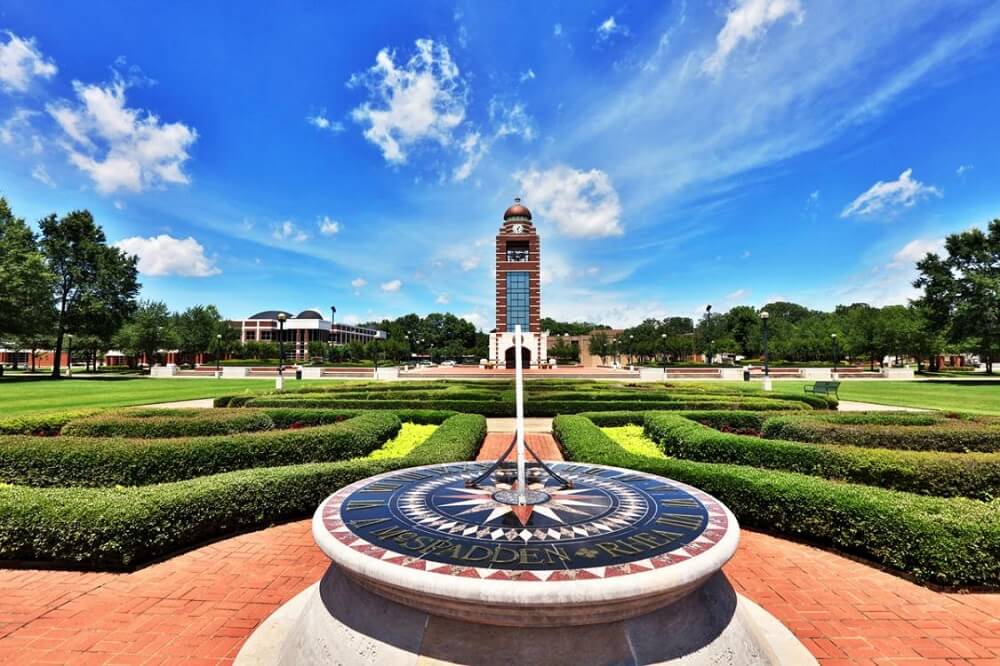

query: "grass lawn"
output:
0 377 350 416
719 379 1000 415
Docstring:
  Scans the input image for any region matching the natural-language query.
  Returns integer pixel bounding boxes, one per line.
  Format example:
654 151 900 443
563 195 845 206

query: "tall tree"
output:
915 220 1000 373
39 210 139 377
113 300 175 369
174 305 232 363
0 199 55 361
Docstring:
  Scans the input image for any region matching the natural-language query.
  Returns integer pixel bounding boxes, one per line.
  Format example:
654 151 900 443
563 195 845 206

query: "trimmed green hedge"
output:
762 413 1000 453
553 415 1000 588
0 410 100 436
62 410 276 438
239 397 815 416
645 413 1000 500
0 414 486 570
0 412 402 487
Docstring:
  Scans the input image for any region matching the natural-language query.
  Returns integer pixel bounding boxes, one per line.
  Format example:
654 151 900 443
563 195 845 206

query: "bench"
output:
665 368 722 378
804 381 840 398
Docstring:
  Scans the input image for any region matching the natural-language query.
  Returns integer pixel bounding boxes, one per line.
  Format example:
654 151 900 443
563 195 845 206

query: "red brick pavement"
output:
0 521 996 665
477 432 563 461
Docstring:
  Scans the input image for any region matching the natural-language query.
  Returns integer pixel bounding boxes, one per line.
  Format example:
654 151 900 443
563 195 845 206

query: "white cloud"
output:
114 234 221 277
341 313 361 325
272 220 308 242
597 17 630 42
306 110 344 133
553 24 563 37
840 168 941 218
490 98 534 141
703 0 804 74
31 164 54 187
520 69 536 83
461 312 485 330
436 293 450 305
0 108 38 145
349 38 466 164
956 164 973 176
460 253 481 271
726 288 750 301
113 200 125 210
453 131 487 182
808 190 820 202
317 216 341 235
46 77 197 194
889 237 945 268
740 249 751 259
0 31 57 93
516 165 623 238
380 279 402 292
351 277 367 289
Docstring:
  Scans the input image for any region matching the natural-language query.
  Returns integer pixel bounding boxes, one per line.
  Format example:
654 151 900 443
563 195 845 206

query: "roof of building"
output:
247 310 293 320
296 309 324 319
503 197 532 221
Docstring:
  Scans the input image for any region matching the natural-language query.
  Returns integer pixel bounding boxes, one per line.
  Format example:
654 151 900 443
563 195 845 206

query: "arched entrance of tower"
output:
504 345 531 369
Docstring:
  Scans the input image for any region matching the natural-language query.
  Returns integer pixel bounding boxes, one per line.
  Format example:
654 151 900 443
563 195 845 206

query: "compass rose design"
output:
439 483 609 527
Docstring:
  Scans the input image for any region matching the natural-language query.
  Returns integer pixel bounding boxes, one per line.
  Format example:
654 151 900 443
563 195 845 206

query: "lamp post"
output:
276 313 287 391
66 334 73 377
216 333 222 377
611 338 618 368
660 333 667 371
760 311 771 390
831 333 839 375
628 334 634 367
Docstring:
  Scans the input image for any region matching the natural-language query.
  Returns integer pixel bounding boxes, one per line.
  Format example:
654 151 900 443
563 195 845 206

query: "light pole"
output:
709 339 715 367
628 334 634 367
66 334 73 377
611 338 618 368
277 313 287 391
831 333 839 374
760 311 771 390
216 333 222 377
660 333 667 371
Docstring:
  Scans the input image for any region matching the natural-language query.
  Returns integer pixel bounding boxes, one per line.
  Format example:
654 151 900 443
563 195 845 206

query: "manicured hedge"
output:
239 397 815 416
0 414 486 570
762 413 1000 453
0 410 99 436
259 407 458 427
62 410 276 438
0 412 401 487
644 413 1000 500
553 415 1000 588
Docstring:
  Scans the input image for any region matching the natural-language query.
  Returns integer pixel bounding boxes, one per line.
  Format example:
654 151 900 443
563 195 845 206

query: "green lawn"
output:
0 377 343 416
740 379 1000 415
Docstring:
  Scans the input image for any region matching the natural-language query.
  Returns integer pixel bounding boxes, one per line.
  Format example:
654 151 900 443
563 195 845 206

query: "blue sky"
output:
1 1 999 329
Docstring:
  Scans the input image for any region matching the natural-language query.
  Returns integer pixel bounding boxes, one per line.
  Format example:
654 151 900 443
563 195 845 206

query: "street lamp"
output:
759 311 770 377
66 334 73 377
628 334 634 366
831 333 839 372
216 333 222 377
276 313 287 391
660 333 667 371
709 339 715 367
611 338 618 367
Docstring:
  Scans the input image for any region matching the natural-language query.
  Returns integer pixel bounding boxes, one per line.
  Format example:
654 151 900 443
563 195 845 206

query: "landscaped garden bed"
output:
553 412 1000 588
0 407 486 569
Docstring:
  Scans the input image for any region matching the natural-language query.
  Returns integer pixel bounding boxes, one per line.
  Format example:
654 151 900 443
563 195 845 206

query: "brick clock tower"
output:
489 198 548 368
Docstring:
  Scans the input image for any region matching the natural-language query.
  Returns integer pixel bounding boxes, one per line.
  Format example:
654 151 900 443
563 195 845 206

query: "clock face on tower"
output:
512 224 524 234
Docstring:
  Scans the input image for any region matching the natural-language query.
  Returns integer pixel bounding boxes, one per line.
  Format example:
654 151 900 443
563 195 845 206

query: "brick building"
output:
489 199 549 368
231 309 385 362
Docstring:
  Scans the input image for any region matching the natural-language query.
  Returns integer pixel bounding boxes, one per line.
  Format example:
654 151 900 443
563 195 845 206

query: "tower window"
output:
506 271 530 331
506 241 530 262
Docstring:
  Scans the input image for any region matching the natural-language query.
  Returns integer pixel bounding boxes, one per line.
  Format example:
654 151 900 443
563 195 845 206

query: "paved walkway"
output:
139 398 215 410
0 521 995 665
838 400 928 412
477 432 563 461
485 417 553 433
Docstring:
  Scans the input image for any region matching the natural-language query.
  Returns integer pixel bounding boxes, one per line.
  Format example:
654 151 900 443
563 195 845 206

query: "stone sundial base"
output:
236 462 816 665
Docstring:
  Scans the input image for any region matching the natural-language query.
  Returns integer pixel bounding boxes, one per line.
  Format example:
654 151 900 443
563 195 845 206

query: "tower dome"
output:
503 197 532 221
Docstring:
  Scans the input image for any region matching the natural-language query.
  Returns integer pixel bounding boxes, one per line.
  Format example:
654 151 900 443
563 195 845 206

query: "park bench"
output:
804 381 840 398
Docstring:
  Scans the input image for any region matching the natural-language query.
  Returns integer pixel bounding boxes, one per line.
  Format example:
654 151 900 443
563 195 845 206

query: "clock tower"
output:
489 198 548 368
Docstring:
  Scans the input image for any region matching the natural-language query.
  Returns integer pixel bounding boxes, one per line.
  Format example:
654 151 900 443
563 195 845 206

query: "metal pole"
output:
763 318 769 376
514 324 526 505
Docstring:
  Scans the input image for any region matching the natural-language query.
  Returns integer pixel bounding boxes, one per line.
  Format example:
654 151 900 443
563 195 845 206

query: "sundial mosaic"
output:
320 462 731 579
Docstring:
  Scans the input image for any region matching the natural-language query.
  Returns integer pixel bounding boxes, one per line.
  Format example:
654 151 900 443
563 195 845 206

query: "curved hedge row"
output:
761 413 1000 453
553 414 1000 588
644 413 1000 500
0 411 402 487
236 396 817 416
62 409 276 438
0 413 486 570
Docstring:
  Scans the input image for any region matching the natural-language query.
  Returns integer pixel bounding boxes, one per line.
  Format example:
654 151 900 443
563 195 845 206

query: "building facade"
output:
489 199 548 368
231 309 386 362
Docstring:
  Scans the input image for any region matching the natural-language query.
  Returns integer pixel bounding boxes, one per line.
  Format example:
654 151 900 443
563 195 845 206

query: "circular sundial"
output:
316 461 737 619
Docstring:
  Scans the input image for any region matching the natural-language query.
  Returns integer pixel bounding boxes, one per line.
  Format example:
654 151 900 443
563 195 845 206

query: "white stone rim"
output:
312 462 740 608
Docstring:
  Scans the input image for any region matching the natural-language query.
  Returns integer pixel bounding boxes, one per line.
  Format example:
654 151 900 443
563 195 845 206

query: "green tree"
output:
0 199 55 364
174 305 230 363
589 330 611 365
916 220 1000 373
725 306 759 357
39 210 139 377
114 301 175 369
